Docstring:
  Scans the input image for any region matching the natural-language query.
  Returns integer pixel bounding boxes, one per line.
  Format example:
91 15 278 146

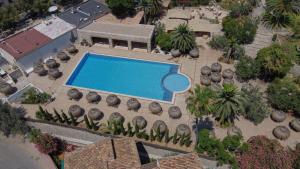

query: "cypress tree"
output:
36 106 46 120
179 133 186 146
184 135 192 147
150 129 155 141
89 117 98 131
156 128 161 142
54 109 64 123
84 115 92 129
173 131 178 144
45 110 54 122
127 122 134 137
61 111 70 125
134 124 139 137
69 113 77 126
164 130 171 144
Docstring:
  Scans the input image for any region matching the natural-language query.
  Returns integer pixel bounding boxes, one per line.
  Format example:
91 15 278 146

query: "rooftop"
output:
58 0 110 28
0 29 51 60
34 17 75 39
64 138 203 169
95 11 144 25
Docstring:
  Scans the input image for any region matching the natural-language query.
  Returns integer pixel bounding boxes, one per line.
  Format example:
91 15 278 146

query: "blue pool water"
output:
66 53 190 102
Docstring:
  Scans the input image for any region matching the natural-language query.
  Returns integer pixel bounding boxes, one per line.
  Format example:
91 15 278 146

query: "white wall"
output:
17 31 74 72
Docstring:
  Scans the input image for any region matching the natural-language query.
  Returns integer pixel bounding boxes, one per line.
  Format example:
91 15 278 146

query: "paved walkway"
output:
28 121 229 169
0 135 57 169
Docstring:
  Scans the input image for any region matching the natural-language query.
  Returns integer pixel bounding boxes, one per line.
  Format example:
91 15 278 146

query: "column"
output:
128 41 132 50
109 38 113 48
147 42 152 53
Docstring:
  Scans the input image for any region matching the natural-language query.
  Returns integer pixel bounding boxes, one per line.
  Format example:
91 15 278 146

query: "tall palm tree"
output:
186 85 215 122
213 84 247 126
148 0 162 18
262 11 292 29
171 23 196 53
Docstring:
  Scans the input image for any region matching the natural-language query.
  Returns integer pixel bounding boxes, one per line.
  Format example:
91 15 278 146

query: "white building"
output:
0 17 76 74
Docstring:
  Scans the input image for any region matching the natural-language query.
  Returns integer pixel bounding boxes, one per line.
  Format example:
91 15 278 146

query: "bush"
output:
156 32 172 51
106 0 135 18
241 85 270 124
229 2 253 17
222 16 257 44
267 78 300 115
235 56 259 81
256 44 293 80
223 43 245 60
222 135 242 152
208 35 229 50
35 133 59 154
21 88 51 104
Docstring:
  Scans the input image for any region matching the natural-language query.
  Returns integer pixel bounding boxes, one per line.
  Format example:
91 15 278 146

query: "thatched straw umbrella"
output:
211 62 222 72
171 49 181 57
152 120 168 133
33 64 47 76
222 69 234 79
271 110 287 122
290 119 300 132
168 106 182 119
67 88 82 100
222 78 234 86
88 108 103 120
176 124 191 136
132 116 147 129
46 59 59 69
211 72 222 83
67 45 78 54
201 66 211 76
106 94 120 106
48 68 62 80
86 92 101 103
57 51 70 62
149 101 162 114
127 98 141 111
189 48 199 58
0 82 16 96
227 126 242 136
68 105 83 118
200 75 211 86
210 83 222 92
109 112 124 123
273 126 290 140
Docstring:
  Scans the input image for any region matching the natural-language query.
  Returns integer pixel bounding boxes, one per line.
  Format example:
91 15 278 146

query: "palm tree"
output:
186 85 215 122
139 0 149 24
171 24 196 53
148 0 162 18
262 11 292 29
213 84 247 126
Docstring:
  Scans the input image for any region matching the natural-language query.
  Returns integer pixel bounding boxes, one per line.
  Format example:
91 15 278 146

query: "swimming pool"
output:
66 53 190 103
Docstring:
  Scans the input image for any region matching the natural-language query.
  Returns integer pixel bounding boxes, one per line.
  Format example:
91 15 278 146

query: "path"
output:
0 135 57 169
28 121 229 169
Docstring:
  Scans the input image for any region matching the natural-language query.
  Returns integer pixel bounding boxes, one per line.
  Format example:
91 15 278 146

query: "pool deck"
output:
21 44 300 150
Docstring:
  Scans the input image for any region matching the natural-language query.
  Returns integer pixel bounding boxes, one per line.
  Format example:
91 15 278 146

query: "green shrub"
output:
267 78 300 115
208 35 229 50
229 2 253 17
21 88 51 104
223 43 245 60
235 56 259 81
222 135 242 152
222 16 257 44
106 0 135 18
195 129 221 156
256 44 293 80
156 32 172 51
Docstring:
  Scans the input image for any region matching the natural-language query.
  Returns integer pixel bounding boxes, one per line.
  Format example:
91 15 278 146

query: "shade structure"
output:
88 108 103 120
222 69 234 79
46 59 59 68
132 116 147 129
290 119 300 132
171 49 181 57
67 45 78 54
68 105 83 118
48 68 62 80
271 110 287 122
168 106 182 119
86 92 101 103
109 112 125 123
227 126 242 136
200 75 211 86
106 94 120 106
189 48 199 58
152 120 168 133
127 98 141 111
222 78 234 86
149 102 162 114
211 72 221 83
33 64 47 76
201 66 211 76
273 126 290 140
0 82 16 96
211 62 222 72
57 51 70 62
176 124 191 136
67 88 82 100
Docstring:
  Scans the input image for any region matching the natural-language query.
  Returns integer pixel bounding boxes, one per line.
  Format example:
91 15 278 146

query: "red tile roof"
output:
0 29 51 60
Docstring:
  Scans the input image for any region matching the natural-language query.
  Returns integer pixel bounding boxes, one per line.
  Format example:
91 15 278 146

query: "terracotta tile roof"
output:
64 138 203 169
0 29 51 60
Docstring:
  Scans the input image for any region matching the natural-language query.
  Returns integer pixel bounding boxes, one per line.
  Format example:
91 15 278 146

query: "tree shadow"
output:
192 116 214 133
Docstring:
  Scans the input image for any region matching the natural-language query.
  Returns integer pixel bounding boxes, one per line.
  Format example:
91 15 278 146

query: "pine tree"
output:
61 111 70 125
173 131 178 144
69 113 77 126
54 109 64 123
150 129 155 141
84 115 92 129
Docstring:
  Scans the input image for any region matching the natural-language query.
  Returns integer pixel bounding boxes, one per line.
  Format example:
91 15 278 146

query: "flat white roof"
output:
34 17 75 39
